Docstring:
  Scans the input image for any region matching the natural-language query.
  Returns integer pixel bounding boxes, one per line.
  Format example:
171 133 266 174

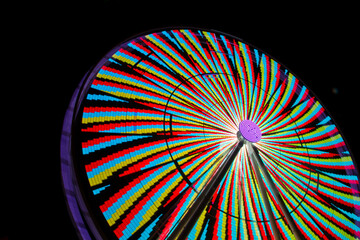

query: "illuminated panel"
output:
70 29 360 239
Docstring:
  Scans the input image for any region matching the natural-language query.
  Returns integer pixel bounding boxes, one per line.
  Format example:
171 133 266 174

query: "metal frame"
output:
60 27 359 240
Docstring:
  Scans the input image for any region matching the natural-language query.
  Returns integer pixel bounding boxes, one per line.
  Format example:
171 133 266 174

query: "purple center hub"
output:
239 120 262 143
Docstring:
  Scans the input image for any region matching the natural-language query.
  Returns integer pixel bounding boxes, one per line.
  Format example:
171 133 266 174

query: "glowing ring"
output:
61 28 360 240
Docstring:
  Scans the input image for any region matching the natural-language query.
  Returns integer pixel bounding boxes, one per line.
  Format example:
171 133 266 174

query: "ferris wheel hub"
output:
239 120 262 143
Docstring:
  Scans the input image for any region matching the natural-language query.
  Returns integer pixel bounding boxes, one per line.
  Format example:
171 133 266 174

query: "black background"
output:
6 1 359 239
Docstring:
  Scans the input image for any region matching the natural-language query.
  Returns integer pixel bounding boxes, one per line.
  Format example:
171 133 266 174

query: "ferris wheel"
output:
61 28 360 240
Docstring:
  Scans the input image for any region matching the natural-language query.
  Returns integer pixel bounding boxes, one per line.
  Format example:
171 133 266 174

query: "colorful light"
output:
62 28 360 240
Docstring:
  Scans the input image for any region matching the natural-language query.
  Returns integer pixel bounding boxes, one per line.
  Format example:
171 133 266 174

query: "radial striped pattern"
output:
75 29 360 239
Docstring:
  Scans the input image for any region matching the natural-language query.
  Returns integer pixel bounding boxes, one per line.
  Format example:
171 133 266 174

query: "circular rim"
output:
67 26 360 169
61 27 360 240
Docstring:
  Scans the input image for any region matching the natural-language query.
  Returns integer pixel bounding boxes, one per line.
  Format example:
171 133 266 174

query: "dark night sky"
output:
8 2 359 239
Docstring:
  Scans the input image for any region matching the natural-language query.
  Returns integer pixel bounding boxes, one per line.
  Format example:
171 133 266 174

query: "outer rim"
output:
61 27 359 239
68 25 358 170
76 25 358 172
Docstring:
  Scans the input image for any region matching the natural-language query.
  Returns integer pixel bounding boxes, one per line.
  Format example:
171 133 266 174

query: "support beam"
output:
247 142 280 240
167 140 244 240
247 143 302 240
